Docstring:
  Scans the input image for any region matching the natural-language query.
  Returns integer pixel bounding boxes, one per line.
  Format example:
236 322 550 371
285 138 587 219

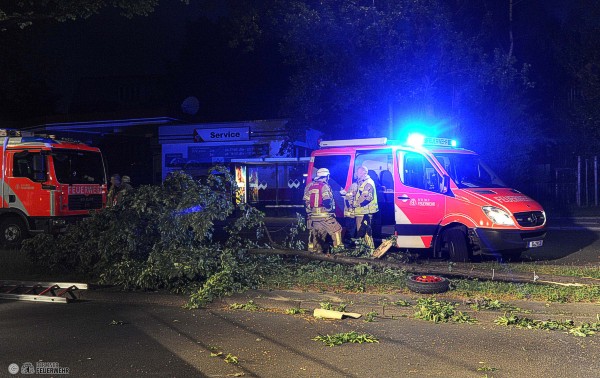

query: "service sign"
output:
194 127 250 142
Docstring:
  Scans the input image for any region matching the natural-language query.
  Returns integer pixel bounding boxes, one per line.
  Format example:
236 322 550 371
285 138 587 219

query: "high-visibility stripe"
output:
393 204 436 248
0 179 29 215
395 236 427 248
50 190 55 216
310 189 320 207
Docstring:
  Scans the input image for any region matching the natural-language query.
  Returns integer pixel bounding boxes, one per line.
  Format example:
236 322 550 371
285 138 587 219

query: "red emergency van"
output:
0 129 107 246
307 136 546 261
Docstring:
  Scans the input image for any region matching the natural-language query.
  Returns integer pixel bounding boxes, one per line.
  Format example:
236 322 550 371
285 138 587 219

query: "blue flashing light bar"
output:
407 133 426 147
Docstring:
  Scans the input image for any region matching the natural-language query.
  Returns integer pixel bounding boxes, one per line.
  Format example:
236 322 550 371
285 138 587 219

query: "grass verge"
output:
474 261 600 279
261 261 600 304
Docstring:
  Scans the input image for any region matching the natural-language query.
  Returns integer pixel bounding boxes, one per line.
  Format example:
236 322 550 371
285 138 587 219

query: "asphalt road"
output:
263 217 600 265
528 217 600 265
1 290 599 377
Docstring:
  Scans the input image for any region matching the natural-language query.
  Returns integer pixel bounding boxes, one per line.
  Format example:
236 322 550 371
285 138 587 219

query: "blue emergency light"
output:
407 133 426 147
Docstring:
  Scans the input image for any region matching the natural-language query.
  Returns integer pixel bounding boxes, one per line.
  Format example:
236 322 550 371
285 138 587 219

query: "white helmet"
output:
316 168 330 178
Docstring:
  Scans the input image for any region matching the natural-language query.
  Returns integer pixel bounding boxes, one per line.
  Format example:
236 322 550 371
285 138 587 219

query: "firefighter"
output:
353 165 378 250
115 175 133 205
303 168 342 253
340 181 358 245
106 173 121 207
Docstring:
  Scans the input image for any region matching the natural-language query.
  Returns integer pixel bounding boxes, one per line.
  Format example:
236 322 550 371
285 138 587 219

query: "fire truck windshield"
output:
52 149 105 185
433 153 506 189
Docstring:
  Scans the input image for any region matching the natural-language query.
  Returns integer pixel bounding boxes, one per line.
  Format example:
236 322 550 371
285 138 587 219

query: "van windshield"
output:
433 153 506 189
52 149 106 185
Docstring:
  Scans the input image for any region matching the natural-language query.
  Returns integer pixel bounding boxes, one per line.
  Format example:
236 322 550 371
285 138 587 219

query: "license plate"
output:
528 240 543 248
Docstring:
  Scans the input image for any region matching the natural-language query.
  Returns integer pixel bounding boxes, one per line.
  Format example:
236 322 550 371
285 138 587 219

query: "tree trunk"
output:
248 248 600 287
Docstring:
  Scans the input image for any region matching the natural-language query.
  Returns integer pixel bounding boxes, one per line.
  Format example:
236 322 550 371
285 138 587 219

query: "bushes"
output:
21 167 284 307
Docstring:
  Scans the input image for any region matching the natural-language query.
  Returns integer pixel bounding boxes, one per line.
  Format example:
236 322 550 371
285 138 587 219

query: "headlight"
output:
482 206 515 226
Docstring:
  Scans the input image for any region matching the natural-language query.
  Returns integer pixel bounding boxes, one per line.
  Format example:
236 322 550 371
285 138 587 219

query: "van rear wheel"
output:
445 228 470 262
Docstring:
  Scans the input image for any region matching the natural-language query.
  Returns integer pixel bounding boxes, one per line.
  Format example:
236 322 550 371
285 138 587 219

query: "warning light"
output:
407 133 426 148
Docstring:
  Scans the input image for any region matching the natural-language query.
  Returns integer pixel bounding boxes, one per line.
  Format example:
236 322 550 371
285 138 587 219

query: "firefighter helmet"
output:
316 168 330 178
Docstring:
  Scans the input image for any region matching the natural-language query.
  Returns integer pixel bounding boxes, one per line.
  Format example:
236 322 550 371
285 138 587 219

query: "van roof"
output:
314 138 476 155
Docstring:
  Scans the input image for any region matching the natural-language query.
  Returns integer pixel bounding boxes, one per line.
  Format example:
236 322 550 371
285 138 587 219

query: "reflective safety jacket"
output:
343 183 358 218
353 177 378 215
304 180 335 218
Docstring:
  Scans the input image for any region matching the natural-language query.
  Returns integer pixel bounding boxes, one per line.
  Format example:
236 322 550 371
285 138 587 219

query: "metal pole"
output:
555 169 559 205
595 156 598 206
275 163 279 207
586 158 589 206
577 156 581 207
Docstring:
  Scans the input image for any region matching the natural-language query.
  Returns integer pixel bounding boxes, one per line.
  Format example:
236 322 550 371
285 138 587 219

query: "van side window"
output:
402 152 440 192
13 152 41 180
355 149 393 191
312 155 351 191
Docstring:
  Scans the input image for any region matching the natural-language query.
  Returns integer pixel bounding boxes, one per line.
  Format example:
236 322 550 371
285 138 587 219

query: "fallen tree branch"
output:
248 248 600 287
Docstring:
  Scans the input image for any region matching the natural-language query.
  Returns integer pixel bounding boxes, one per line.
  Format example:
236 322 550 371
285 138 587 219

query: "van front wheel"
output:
445 228 470 262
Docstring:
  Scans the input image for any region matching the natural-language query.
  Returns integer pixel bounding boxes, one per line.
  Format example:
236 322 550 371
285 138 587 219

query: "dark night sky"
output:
35 1 204 114
2 0 598 129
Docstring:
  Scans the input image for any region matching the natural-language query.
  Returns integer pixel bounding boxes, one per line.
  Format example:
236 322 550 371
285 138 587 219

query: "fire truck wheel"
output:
445 228 470 262
0 218 27 246
406 275 450 294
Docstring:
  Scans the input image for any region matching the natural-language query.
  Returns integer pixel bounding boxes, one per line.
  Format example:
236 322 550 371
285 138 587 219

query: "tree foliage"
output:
0 0 189 30
227 0 540 181
548 2 600 156
22 168 291 308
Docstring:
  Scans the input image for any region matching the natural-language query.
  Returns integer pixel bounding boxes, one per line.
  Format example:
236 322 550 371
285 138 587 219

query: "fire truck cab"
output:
307 135 546 261
0 129 107 246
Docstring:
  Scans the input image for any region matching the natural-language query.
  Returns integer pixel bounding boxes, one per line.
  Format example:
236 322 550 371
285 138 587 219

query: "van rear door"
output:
394 150 446 248
310 153 353 218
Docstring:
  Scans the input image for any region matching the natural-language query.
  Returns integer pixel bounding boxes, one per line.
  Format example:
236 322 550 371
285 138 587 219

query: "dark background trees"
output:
1 0 600 185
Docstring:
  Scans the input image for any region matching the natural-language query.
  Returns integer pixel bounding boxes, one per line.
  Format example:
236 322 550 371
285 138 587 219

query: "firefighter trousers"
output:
355 214 375 250
308 216 342 253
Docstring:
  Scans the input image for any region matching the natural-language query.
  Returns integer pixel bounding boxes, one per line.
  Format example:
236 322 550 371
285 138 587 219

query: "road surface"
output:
1 289 598 377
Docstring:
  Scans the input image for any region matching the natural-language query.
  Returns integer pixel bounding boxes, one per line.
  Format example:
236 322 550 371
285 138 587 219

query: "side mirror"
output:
32 155 47 182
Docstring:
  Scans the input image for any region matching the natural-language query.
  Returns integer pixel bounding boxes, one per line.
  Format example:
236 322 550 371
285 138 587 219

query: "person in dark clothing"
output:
106 173 121 207
115 175 133 205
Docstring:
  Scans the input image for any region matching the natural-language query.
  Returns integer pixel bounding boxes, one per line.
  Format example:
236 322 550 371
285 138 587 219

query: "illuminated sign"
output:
193 127 249 142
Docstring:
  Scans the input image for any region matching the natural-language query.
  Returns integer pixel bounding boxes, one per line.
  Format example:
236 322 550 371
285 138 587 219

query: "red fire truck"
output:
0 129 107 246
307 135 546 261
